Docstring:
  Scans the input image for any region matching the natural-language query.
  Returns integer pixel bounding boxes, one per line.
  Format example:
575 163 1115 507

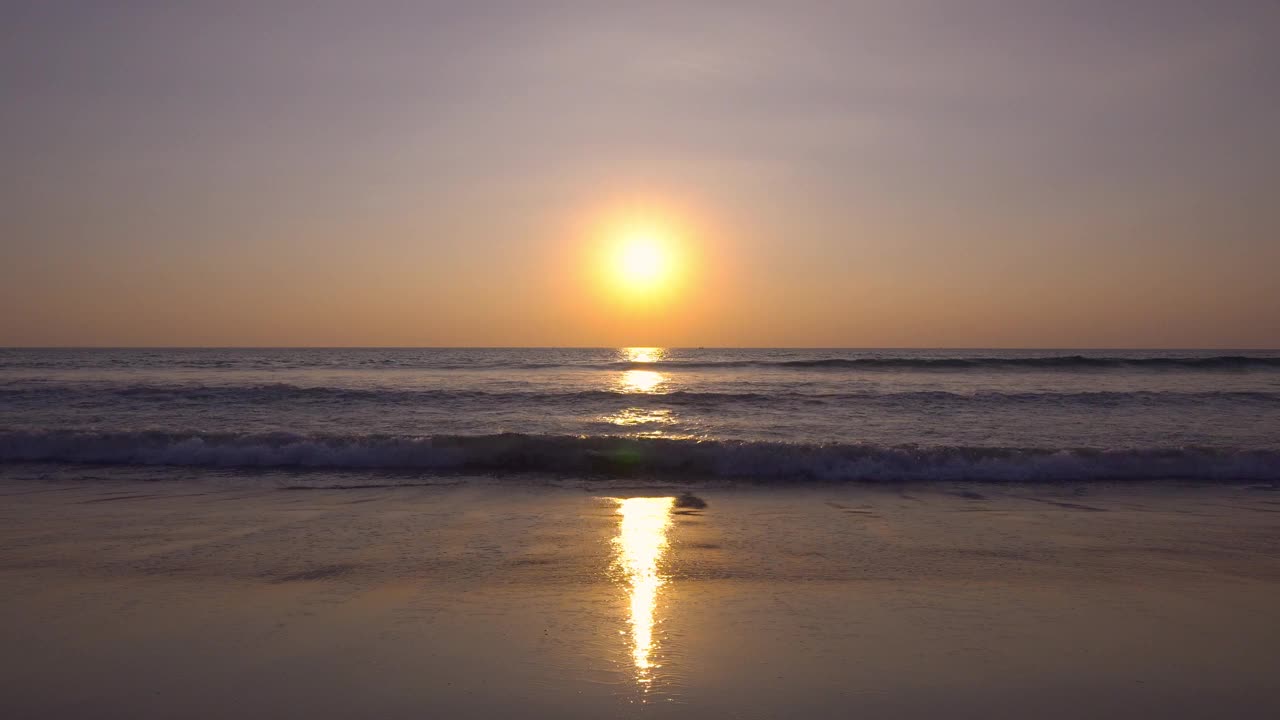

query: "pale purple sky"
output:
3 1 1278 346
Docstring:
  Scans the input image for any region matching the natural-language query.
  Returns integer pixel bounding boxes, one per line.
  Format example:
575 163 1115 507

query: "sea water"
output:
2 347 1278 482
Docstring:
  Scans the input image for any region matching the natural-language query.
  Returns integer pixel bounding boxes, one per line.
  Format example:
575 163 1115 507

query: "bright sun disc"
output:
616 234 668 290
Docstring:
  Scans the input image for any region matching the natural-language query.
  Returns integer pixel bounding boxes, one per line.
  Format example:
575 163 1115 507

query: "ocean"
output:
3 347 1278 483
4 347 1280 718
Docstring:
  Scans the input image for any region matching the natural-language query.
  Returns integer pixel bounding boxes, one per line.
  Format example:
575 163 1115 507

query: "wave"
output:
2 384 1275 406
2 430 1276 482
0 384 772 404
593 355 1280 371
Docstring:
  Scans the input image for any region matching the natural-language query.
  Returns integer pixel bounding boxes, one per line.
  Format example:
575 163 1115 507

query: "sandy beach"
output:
1 471 1277 719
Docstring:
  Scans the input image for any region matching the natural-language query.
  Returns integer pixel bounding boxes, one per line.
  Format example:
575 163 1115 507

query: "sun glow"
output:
582 203 704 316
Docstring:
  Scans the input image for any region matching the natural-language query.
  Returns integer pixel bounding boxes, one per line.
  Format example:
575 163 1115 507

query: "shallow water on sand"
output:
1 474 1277 718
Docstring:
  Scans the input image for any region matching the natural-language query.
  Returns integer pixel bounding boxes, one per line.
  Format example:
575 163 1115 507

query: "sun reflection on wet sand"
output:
612 496 676 690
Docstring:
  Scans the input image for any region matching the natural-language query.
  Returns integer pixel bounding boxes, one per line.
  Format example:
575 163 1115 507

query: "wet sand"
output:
1 475 1278 718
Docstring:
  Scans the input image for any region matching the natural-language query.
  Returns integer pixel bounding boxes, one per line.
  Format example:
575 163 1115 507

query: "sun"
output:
616 233 669 290
586 205 695 306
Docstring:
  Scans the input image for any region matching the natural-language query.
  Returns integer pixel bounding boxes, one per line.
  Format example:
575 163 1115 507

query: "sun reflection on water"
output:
617 347 667 394
622 347 666 364
604 407 675 430
619 369 664 393
612 496 676 689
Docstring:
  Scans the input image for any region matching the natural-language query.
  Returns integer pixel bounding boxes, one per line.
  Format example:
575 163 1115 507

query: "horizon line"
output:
3 346 1279 352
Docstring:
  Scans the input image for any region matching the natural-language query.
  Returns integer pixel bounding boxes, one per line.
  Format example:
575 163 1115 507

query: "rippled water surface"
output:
2 347 1278 481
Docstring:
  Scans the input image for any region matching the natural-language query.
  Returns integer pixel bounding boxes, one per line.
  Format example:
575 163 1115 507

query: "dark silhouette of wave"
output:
2 429 1276 482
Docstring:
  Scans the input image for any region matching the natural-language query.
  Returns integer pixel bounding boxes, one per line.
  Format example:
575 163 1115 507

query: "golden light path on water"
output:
613 496 676 687
603 347 674 435
624 347 665 364
620 369 663 393
619 348 666 394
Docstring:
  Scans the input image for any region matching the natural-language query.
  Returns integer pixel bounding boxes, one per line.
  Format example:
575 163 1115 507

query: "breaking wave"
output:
2 430 1276 482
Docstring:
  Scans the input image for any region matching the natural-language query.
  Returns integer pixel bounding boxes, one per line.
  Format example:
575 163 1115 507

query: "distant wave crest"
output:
2 430 1276 482
599 355 1280 371
3 353 1279 372
2 384 1275 406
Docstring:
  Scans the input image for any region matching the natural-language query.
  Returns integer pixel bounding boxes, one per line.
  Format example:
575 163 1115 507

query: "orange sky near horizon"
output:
4 184 1279 348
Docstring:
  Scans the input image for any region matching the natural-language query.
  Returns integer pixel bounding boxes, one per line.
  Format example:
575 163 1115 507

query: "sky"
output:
2 1 1279 348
